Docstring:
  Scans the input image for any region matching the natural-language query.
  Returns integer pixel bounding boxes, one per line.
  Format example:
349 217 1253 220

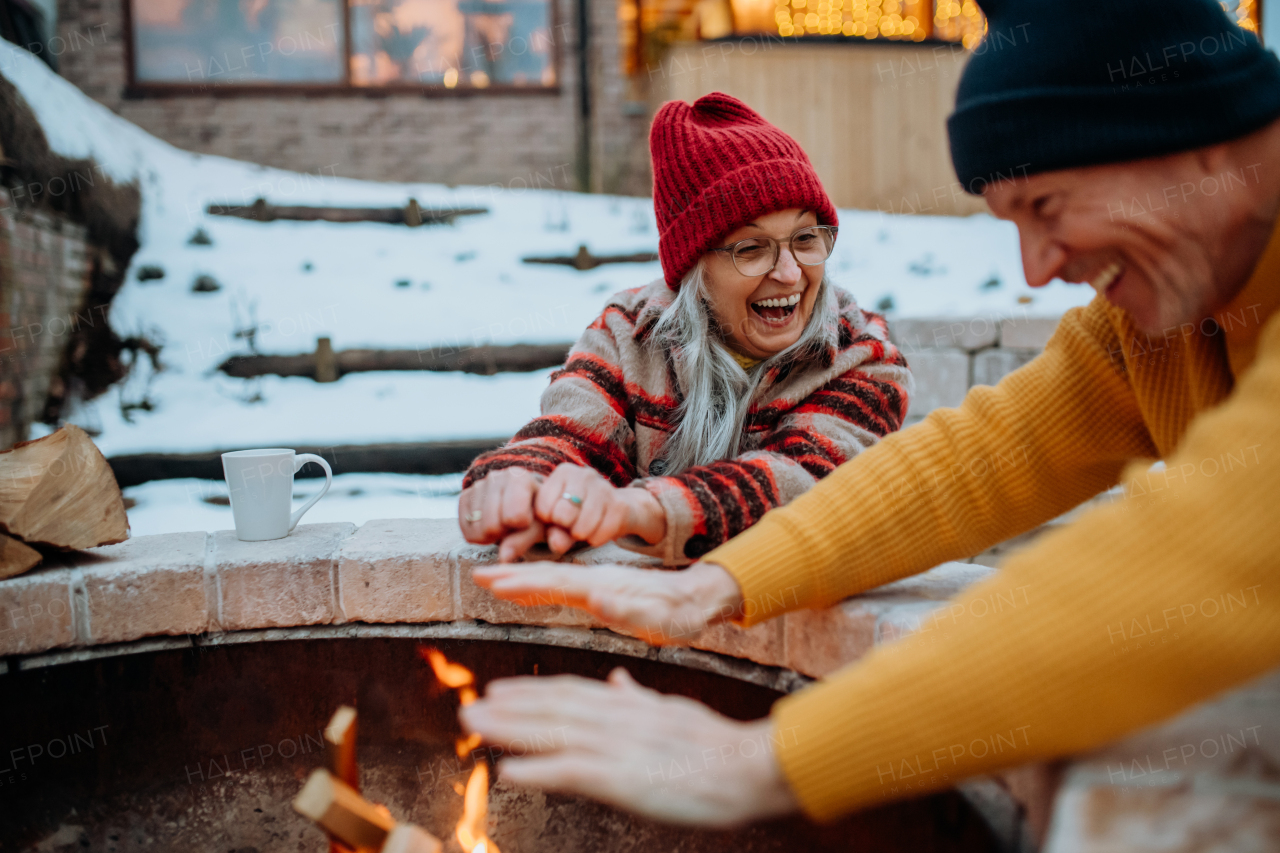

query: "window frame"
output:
122 0 564 97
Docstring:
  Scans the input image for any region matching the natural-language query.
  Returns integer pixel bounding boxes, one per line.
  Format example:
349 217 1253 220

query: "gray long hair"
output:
651 260 838 476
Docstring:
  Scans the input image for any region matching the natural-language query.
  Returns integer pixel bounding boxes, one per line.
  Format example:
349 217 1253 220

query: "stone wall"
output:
0 199 95 450
53 0 645 194
890 311 1060 423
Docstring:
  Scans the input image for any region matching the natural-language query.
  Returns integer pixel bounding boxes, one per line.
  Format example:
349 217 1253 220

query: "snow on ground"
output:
4 40 1093 527
123 473 463 536
82 369 554 456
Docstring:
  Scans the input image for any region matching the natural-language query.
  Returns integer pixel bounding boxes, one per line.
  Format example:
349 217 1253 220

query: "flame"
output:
455 764 499 853
422 648 476 690
422 647 500 853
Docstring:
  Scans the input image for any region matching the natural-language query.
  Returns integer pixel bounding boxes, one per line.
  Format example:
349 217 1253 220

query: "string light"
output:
762 0 1258 51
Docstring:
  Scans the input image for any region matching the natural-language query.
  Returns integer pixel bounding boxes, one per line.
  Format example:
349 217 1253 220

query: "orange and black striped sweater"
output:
464 280 913 564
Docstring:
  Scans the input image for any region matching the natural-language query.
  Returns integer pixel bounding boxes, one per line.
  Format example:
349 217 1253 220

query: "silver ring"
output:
464 510 483 523
561 492 583 506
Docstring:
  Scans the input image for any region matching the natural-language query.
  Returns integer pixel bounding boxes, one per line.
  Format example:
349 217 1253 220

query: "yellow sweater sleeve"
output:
704 296 1159 624
766 314 1280 820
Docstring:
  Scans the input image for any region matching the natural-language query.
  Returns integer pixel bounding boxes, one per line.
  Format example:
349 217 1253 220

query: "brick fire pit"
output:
1 520 1276 852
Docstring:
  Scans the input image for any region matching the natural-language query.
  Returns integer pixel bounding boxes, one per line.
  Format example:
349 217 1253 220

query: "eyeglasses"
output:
711 225 838 277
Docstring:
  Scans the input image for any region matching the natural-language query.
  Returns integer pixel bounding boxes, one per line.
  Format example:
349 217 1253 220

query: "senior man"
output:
460 0 1280 828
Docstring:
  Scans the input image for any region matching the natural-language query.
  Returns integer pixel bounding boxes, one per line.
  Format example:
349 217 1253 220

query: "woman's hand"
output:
459 468 571 562
471 560 743 644
459 668 799 828
534 463 667 551
458 467 543 545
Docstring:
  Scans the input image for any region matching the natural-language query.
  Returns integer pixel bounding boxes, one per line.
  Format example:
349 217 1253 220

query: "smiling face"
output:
983 149 1277 335
700 208 827 359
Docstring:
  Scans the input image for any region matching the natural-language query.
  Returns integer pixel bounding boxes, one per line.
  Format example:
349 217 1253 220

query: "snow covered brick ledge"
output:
0 519 992 678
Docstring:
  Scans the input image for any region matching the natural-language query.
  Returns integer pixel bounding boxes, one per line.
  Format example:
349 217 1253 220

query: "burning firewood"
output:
0 425 129 577
293 769 441 853
326 705 359 789
325 705 360 853
296 655 501 853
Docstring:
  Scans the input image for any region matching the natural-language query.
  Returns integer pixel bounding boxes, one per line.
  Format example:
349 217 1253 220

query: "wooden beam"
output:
218 342 573 380
106 438 509 487
205 201 487 226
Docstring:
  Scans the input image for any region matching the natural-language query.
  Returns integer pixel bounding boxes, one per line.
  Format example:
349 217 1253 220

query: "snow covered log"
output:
219 342 573 379
0 425 129 573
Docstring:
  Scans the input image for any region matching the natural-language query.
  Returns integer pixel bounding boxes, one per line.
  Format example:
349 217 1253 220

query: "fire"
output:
420 647 500 853
423 648 476 690
455 764 494 853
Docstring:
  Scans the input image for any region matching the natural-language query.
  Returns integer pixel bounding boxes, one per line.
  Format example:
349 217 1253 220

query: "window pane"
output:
349 0 555 87
132 0 345 84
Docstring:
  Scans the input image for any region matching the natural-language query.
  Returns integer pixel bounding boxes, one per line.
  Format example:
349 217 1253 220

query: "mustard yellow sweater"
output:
704 225 1280 820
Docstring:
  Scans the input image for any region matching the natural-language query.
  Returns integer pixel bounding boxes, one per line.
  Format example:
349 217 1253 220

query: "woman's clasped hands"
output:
458 463 668 562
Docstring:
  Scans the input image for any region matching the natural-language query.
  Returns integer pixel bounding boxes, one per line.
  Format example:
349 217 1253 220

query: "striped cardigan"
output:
464 280 913 564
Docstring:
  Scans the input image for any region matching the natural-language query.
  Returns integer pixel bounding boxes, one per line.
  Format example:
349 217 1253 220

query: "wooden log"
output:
218 342 573 380
0 425 129 555
205 199 486 226
382 825 442 853
294 769 442 853
0 533 41 579
325 705 359 790
522 243 659 270
106 437 508 488
315 337 338 383
294 769 396 851
324 705 359 853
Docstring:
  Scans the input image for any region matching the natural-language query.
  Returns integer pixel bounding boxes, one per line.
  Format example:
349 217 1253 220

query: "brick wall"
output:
54 0 641 194
0 198 95 450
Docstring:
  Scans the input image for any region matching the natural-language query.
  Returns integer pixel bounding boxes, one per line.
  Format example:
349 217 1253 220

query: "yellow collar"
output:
729 348 764 371
1216 210 1280 377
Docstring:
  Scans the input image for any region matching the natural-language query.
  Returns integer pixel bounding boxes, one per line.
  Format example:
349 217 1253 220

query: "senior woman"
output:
459 93 911 564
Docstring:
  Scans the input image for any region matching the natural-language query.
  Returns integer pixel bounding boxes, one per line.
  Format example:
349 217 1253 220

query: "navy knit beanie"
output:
947 0 1280 194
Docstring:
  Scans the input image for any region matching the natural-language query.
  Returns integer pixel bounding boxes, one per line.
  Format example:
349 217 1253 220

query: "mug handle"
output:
289 453 333 532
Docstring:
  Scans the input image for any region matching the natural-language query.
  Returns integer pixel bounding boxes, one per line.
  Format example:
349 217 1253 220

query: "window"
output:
127 0 557 91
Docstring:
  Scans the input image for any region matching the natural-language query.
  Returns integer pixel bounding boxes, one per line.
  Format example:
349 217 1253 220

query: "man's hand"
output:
471 560 743 643
459 668 799 828
534 463 668 550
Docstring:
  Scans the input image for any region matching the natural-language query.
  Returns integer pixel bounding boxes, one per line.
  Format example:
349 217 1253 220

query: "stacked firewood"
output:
0 425 130 578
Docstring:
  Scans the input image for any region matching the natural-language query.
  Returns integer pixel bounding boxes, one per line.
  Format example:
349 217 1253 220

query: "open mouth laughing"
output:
750 292 802 325
1090 261 1124 297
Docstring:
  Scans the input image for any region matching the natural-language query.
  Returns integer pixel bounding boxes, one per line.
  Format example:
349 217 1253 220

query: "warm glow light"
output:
423 648 476 689
766 0 1254 49
456 764 499 853
424 648 502 853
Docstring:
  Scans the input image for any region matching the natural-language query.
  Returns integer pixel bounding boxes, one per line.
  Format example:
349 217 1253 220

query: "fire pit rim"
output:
3 621 815 693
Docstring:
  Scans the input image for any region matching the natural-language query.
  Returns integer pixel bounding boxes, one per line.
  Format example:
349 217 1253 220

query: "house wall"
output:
0 200 95 450
651 37 990 216
53 0 645 194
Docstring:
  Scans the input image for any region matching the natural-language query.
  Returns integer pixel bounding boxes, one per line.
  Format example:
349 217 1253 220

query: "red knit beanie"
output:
650 92 837 289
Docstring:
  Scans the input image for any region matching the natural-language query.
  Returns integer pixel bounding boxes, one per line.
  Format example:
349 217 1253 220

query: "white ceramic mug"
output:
221 449 333 541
